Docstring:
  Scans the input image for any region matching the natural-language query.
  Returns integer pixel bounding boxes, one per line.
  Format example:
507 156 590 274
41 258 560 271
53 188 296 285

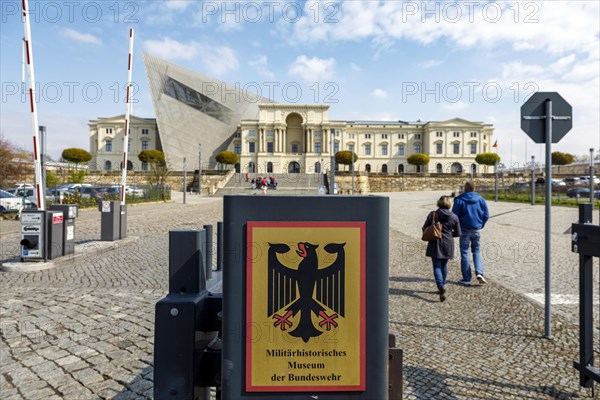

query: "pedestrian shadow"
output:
404 365 583 399
389 276 433 284
397 320 541 340
389 287 439 303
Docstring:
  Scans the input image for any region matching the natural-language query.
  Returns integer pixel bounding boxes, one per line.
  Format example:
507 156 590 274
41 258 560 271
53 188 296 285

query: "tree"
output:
1 137 33 186
138 150 169 187
475 153 501 173
335 151 358 167
551 151 575 172
62 148 92 169
215 151 238 168
407 154 430 172
45 170 60 187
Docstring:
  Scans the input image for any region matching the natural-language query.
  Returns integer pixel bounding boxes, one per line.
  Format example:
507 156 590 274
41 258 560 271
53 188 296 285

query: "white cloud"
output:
372 89 387 99
285 2 599 59
350 63 361 72
249 56 275 79
163 0 190 11
288 55 335 82
143 37 199 61
419 59 443 69
198 45 239 76
62 29 102 45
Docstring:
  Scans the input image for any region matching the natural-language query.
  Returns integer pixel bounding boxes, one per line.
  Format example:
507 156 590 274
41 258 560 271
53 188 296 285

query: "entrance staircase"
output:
214 173 324 196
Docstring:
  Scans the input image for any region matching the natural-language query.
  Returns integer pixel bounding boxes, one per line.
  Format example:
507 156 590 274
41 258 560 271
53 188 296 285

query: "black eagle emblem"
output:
267 242 346 343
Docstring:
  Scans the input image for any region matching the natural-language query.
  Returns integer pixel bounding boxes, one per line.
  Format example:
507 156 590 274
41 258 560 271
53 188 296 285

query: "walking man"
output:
452 181 489 286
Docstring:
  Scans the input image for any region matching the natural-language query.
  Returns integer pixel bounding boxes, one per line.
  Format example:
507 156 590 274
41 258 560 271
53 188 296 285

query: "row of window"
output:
104 128 150 135
238 142 483 156
245 131 486 141
104 140 149 152
103 160 148 171
244 161 476 174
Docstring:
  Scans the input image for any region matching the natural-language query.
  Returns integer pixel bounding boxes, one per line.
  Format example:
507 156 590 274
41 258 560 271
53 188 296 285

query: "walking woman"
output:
422 196 461 302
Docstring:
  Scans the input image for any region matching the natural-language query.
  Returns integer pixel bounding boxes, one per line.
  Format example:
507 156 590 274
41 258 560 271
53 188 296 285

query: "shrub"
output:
335 151 358 165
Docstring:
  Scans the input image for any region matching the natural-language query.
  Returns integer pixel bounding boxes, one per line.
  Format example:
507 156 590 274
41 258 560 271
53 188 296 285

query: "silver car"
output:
0 190 27 213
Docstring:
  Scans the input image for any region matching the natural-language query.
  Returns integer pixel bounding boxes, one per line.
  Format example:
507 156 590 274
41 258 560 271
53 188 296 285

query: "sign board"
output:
521 92 572 143
223 196 389 400
102 201 111 213
52 214 63 224
21 213 42 224
66 225 74 241
246 221 366 392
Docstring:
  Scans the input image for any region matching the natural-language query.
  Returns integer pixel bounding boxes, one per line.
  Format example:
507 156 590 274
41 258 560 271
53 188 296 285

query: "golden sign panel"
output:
246 221 366 392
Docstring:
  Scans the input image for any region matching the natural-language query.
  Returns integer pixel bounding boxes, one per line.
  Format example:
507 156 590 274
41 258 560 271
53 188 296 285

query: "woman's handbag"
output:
421 211 443 241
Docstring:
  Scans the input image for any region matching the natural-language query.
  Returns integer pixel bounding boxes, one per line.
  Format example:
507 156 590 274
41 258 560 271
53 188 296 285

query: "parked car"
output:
96 186 121 199
0 190 27 213
46 188 74 203
563 177 580 185
510 182 530 191
6 187 38 208
566 187 594 198
125 185 145 196
71 186 101 203
579 176 600 185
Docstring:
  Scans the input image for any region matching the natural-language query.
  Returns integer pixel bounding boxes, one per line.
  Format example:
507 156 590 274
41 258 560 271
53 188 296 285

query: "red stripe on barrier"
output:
33 137 38 160
128 54 131 70
129 29 133 37
125 86 130 103
25 40 31 64
124 119 128 135
36 185 42 208
22 0 26 12
123 154 126 165
29 88 34 112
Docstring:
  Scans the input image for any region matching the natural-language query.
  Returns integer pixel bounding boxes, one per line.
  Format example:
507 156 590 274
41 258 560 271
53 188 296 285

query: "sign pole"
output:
544 99 552 339
589 148 594 204
494 161 498 202
531 155 535 205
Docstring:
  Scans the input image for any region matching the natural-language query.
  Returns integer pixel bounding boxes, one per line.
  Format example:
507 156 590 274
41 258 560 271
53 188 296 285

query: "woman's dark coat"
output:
422 208 461 259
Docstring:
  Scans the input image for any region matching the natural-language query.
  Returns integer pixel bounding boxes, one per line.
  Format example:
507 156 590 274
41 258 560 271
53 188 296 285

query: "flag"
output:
492 140 498 151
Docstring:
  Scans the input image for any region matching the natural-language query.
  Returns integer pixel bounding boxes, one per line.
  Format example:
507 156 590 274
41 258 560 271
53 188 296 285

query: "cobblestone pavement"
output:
0 193 598 399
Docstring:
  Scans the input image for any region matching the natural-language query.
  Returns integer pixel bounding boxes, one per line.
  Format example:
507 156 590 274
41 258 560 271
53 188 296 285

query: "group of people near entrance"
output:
422 181 489 302
246 173 278 195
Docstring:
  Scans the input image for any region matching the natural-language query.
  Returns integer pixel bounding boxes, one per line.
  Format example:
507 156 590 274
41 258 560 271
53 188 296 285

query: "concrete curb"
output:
0 236 139 273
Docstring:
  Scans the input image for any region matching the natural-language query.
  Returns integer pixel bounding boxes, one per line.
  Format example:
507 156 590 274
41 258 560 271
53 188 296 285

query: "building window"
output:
248 130 257 137
291 143 299 153
453 132 460 138
234 143 241 154
365 164 371 173
105 140 112 152
104 160 111 170
484 144 488 152
453 143 460 154
106 128 113 134
484 135 487 140
470 132 477 138
142 141 149 150
267 162 273 173
142 129 149 135
436 163 443 173
398 133 404 139
314 130 322 137
249 142 256 153
436 143 443 154
336 130 341 137
142 162 148 171
315 142 322 153
365 133 371 139
267 142 274 153
415 134 421 140
334 142 340 153
470 143 477 154
381 133 388 139
398 164 404 173
381 144 388 156
128 141 131 152
436 131 443 137
414 144 421 153
397 144 405 156
266 130 274 137
348 144 354 153
349 133 355 139
365 144 371 156
381 164 388 173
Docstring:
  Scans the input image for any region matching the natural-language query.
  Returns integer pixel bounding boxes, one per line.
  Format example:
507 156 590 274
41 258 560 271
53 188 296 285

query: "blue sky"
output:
1 0 599 166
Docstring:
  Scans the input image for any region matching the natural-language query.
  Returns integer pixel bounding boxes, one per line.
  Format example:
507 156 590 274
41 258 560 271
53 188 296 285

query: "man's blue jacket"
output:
452 192 489 231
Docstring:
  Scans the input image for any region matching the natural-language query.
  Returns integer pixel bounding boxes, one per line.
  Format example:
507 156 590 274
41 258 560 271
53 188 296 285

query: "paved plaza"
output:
0 192 598 399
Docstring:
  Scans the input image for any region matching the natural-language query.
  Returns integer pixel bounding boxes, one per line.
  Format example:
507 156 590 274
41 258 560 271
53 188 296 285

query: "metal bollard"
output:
203 224 213 280
216 221 223 271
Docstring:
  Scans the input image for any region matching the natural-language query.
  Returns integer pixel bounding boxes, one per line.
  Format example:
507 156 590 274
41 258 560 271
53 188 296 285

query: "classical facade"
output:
89 53 494 174
237 104 494 175
89 115 160 171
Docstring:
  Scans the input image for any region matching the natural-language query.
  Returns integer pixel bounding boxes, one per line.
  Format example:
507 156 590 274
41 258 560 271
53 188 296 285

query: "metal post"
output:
589 148 594 204
198 144 202 195
216 221 223 271
40 126 46 190
183 157 187 204
544 99 552 339
329 128 335 195
494 161 498 202
351 158 355 195
531 155 535 205
203 224 213 280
